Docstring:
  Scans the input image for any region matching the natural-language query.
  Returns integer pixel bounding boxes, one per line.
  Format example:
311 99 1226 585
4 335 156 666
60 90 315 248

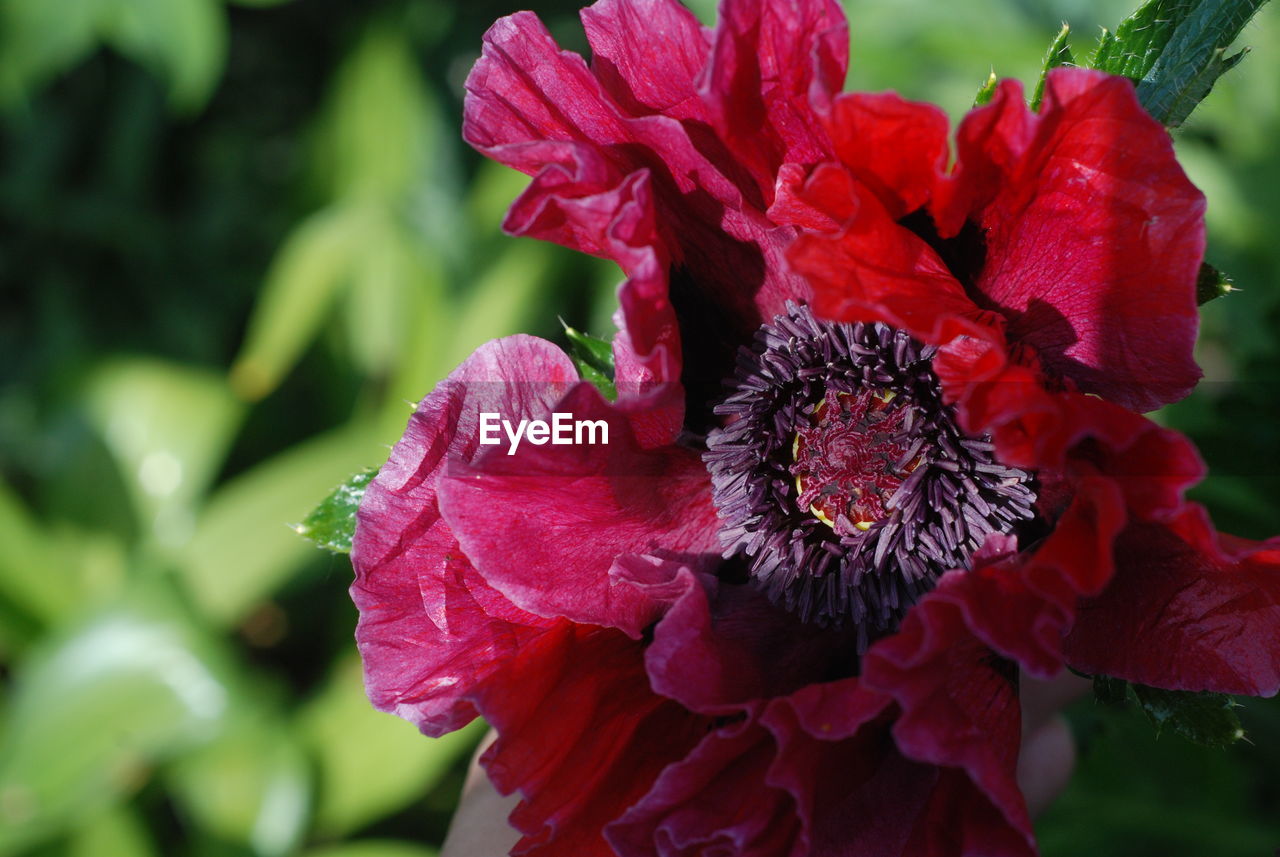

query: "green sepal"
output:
1092 674 1246 747
296 468 378 554
1196 262 1236 305
974 70 999 107
1031 24 1075 111
1089 0 1267 128
563 322 617 401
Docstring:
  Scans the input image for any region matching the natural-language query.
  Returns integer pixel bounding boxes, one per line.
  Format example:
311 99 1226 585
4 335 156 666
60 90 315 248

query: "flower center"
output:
791 390 923 533
704 304 1037 647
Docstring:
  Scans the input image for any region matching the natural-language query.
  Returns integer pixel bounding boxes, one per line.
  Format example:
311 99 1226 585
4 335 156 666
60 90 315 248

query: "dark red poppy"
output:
350 2 1280 856
778 66 1279 694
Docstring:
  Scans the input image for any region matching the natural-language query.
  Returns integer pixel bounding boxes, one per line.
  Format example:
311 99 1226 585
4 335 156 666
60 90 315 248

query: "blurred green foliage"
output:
0 0 1277 855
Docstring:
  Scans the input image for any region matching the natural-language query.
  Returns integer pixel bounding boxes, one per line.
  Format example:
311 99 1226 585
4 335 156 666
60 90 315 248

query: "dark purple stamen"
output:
704 304 1036 648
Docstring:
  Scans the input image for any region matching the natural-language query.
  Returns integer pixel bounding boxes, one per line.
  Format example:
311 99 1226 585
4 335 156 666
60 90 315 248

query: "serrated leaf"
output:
1089 0 1268 128
1091 674 1245 747
1130 684 1245 747
563 323 616 400
1196 262 1236 304
1031 23 1074 111
1090 0 1196 80
296 469 377 554
1139 42 1251 128
564 324 614 370
974 70 998 106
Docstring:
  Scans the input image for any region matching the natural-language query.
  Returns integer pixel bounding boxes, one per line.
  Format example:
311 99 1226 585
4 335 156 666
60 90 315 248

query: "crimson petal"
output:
476 622 711 856
437 383 722 637
939 69 1204 411
1065 507 1280 697
350 336 577 735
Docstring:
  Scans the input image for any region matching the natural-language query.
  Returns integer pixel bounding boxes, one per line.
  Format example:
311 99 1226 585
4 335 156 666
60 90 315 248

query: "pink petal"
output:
437 382 722 637
350 336 578 734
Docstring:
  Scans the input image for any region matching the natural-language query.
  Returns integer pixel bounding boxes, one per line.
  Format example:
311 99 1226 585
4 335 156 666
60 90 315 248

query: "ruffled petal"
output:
502 142 682 385
616 671 1032 857
437 382 722 637
946 477 1127 678
607 716 803 857
644 577 854 714
582 0 711 120
785 165 987 339
938 69 1204 411
861 574 1034 854
476 622 712 856
762 683 933 857
463 0 837 396
823 91 950 219
701 0 848 197
1064 507 1280 697
350 336 578 735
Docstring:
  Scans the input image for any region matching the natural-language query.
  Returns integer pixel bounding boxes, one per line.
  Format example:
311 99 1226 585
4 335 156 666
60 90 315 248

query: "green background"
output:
1 0 1277 854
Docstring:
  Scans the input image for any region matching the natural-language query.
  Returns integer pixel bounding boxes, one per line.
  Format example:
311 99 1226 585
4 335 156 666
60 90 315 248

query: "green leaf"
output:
68 806 157 857
300 656 483 837
0 0 100 106
83 358 245 551
1091 0 1195 80
563 322 617 400
176 424 385 627
974 70 998 106
0 479 78 634
1092 674 1246 747
0 0 228 111
0 584 231 854
1196 262 1236 304
1089 0 1268 128
315 25 438 203
300 842 439 857
99 0 228 112
230 205 370 401
296 469 377 554
1031 23 1074 111
1129 684 1246 747
166 706 311 857
1092 674 1131 707
1141 43 1250 128
439 241 556 374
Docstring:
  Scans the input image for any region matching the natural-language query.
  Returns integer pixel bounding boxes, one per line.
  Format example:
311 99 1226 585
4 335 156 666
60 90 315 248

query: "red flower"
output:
462 0 846 399
779 66 1279 694
350 2 1280 856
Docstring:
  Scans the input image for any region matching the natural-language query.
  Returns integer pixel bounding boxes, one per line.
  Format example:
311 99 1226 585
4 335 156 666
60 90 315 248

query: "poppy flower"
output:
350 1 1280 855
776 65 1280 690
